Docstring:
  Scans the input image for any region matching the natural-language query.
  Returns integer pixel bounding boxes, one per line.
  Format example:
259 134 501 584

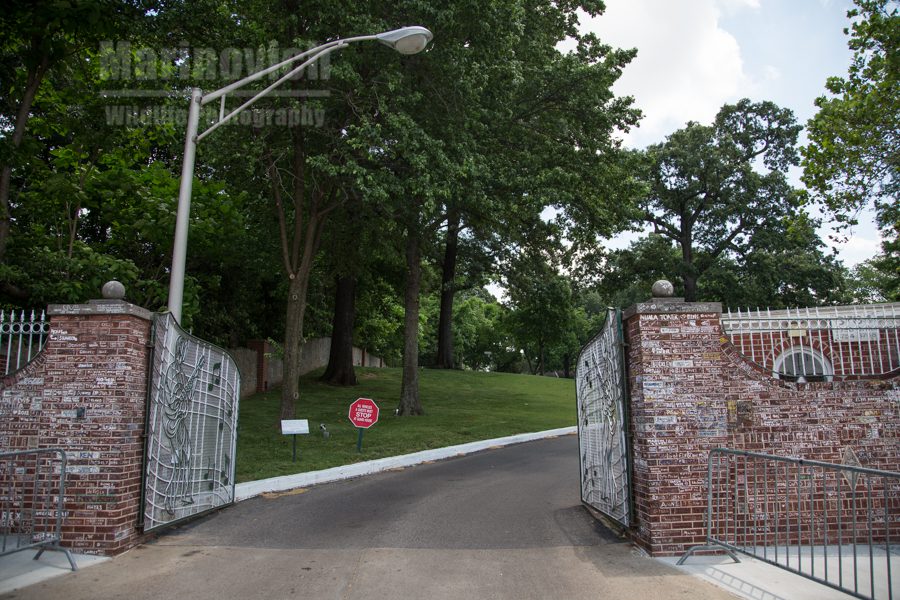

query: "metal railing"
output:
1 309 49 375
0 449 77 570
679 448 899 600
722 304 900 380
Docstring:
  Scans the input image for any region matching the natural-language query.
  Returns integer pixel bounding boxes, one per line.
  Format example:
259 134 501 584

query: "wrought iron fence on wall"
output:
680 448 899 600
0 310 49 375
722 304 900 380
0 449 77 570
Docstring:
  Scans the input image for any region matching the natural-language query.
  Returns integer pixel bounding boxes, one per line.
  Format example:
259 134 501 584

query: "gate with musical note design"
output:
576 308 633 528
143 313 240 531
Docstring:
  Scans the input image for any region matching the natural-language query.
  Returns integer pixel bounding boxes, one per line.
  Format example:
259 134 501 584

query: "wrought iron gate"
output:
576 308 632 527
143 313 240 532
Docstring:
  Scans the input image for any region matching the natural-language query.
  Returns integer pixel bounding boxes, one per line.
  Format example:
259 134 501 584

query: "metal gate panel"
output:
143 313 240 532
576 308 632 527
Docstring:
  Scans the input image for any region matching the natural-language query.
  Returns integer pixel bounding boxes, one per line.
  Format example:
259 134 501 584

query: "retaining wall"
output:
231 338 385 397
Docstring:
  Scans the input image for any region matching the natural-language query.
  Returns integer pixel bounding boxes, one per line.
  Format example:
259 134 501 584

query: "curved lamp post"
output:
167 26 433 323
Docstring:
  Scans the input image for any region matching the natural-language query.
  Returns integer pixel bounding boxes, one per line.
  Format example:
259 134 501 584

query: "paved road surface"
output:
2 435 734 600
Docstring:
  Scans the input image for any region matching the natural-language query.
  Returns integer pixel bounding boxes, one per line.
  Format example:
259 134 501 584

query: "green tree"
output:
638 99 802 301
355 271 406 366
716 213 848 308
802 0 898 298
845 254 897 301
802 0 898 223
431 28 641 370
504 250 575 375
421 287 505 371
318 211 365 387
0 0 280 346
433 220 496 369
593 216 848 310
341 0 638 414
0 0 140 265
453 291 507 371
588 234 681 308
189 0 436 419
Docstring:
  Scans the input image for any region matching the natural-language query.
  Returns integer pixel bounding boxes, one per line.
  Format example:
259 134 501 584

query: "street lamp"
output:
167 26 433 323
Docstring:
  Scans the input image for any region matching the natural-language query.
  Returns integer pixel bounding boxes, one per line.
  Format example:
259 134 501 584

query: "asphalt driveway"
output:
2 435 734 600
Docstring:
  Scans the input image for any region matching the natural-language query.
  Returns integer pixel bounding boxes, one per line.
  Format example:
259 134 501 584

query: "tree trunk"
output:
321 275 357 386
524 351 535 375
280 274 309 420
269 130 338 423
680 230 697 302
398 229 424 416
683 272 698 302
435 210 461 369
538 340 545 375
562 353 571 379
0 166 15 263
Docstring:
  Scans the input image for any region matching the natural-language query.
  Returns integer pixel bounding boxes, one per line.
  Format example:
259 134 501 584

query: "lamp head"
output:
376 26 433 55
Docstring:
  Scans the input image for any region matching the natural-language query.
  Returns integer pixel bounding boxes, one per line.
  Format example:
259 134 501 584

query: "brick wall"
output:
623 299 900 556
0 300 153 555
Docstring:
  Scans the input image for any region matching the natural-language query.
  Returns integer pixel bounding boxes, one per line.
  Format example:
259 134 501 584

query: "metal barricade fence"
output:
679 448 899 600
0 449 77 570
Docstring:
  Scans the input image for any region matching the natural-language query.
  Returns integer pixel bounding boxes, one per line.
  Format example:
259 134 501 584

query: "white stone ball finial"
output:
102 280 126 300
651 279 674 298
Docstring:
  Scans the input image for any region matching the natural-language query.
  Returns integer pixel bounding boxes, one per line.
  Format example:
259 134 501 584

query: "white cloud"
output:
578 0 755 147
762 64 781 81
836 236 883 267
720 0 761 11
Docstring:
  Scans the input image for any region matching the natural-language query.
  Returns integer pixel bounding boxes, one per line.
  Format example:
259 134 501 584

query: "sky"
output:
571 0 882 267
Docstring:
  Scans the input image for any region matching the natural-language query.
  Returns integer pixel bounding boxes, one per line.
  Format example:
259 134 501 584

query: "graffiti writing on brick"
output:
49 328 78 341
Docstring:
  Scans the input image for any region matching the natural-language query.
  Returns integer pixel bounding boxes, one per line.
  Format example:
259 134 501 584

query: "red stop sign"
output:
349 398 379 429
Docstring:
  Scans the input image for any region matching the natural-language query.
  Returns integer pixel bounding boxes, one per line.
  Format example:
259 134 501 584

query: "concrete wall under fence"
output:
622 298 900 556
230 347 261 398
0 299 153 555
231 338 384 398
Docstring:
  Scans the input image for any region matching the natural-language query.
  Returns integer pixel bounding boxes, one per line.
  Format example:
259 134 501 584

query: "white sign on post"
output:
281 419 310 462
281 419 310 435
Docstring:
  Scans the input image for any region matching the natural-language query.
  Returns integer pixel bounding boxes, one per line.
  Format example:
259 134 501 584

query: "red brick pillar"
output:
623 297 725 556
0 298 153 554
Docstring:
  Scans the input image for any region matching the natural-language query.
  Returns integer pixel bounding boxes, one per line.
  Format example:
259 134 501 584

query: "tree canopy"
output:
802 0 898 300
637 99 802 301
1 0 890 411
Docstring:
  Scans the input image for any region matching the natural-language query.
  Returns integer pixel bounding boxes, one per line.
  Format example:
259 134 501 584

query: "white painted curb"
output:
235 426 577 501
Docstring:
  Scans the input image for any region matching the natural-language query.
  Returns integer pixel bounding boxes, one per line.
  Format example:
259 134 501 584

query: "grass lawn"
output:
235 367 576 483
